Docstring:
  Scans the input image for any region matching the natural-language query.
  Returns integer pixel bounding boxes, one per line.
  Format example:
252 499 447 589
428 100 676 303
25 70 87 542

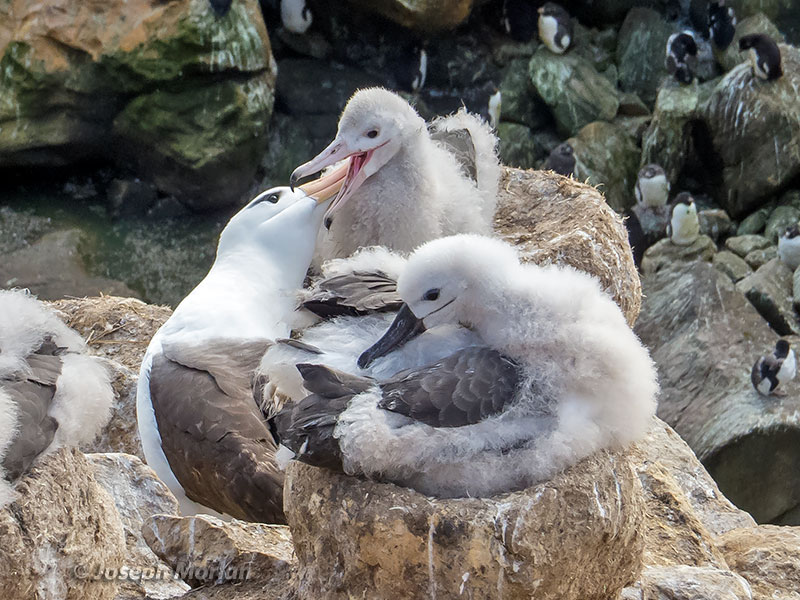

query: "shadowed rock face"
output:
636 261 800 524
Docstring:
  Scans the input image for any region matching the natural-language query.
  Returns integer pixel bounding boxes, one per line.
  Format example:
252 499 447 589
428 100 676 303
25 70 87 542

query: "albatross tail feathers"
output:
0 388 19 508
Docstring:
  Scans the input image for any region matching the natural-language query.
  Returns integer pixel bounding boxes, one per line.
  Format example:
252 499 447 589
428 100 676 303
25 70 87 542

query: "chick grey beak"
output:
358 303 426 369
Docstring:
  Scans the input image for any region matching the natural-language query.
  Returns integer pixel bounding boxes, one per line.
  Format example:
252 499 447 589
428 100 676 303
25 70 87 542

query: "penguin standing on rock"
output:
666 32 699 84
752 340 796 396
635 164 670 208
538 3 573 54
709 1 736 52
778 224 800 270
667 192 699 245
543 142 575 177
739 34 782 80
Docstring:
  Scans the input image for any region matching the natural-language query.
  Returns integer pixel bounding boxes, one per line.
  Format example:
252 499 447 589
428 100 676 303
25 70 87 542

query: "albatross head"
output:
358 235 518 368
289 87 426 222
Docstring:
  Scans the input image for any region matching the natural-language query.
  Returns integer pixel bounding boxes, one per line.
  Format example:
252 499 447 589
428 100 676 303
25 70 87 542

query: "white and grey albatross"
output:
136 172 344 522
271 235 659 498
289 87 501 263
0 289 113 507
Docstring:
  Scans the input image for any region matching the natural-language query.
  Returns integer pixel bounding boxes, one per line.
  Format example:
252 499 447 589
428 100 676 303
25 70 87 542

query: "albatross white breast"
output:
271 234 659 498
136 171 344 522
289 87 501 264
0 289 113 507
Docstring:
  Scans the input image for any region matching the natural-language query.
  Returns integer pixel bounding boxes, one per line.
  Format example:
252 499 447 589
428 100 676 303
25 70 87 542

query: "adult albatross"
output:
136 171 344 522
271 235 659 498
290 87 501 262
0 289 113 507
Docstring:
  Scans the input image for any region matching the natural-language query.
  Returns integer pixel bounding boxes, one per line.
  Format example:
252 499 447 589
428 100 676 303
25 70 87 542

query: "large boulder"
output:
616 8 674 107
494 167 641 325
702 45 800 217
346 0 473 31
569 120 641 212
285 449 645 600
635 261 800 524
0 0 276 210
528 47 619 137
0 448 126 600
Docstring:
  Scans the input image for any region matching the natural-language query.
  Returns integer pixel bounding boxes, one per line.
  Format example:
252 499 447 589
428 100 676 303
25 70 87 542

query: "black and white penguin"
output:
752 339 796 396
488 88 502 129
543 142 575 177
635 164 670 208
709 0 736 52
209 0 233 17
503 0 538 42
538 3 573 55
280 0 312 34
778 224 800 270
667 192 700 245
0 290 114 507
739 33 782 80
666 32 699 84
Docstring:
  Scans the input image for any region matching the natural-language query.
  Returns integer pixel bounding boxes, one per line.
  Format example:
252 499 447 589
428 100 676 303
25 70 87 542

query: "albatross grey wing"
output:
150 338 285 523
1 347 62 481
302 271 401 319
378 346 522 428
429 127 478 184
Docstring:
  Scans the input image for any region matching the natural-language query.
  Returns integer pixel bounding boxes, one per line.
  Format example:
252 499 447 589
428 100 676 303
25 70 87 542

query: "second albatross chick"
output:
290 88 501 263
271 235 659 498
136 169 345 522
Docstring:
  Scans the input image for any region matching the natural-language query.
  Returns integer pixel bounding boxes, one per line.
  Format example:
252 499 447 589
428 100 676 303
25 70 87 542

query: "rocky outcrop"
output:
494 167 641 325
285 450 645 600
0 0 276 209
735 258 798 335
0 448 126 600
616 8 673 107
88 453 188 600
528 48 619 137
569 120 642 212
636 261 800 524
641 235 716 275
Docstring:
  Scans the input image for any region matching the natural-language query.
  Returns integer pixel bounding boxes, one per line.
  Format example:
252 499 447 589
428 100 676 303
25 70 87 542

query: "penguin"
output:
709 1 736 52
281 0 312 34
488 88 502 129
778 224 800 270
537 3 573 55
543 142 575 177
666 192 699 246
752 339 796 396
739 33 782 80
666 32 699 84
503 0 538 43
209 0 233 17
635 164 670 208
395 44 427 93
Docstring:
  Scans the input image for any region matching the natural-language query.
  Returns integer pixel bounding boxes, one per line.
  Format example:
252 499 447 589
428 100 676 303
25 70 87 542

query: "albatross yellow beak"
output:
297 161 348 203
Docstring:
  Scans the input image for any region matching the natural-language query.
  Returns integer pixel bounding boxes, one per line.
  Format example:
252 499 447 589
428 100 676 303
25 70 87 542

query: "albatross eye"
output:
366 129 379 139
266 193 280 203
423 288 440 302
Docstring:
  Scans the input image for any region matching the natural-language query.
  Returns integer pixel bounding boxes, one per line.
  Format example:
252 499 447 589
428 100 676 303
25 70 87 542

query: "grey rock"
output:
641 235 716 275
631 203 671 251
498 58 550 130
569 120 640 212
699 209 735 242
781 189 800 211
528 47 619 136
764 205 800 243
497 123 546 170
736 257 797 335
260 112 337 185
145 197 189 220
345 0 473 30
572 23 617 74
744 246 778 270
702 45 800 217
0 206 53 255
636 261 800 523
725 234 772 257
107 178 157 219
624 565 753 600
793 268 800 313
736 209 769 235
618 92 651 117
713 250 753 282
616 8 674 107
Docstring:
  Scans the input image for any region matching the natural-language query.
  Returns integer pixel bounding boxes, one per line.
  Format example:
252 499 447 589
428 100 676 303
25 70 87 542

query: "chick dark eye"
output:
366 129 379 139
423 288 440 302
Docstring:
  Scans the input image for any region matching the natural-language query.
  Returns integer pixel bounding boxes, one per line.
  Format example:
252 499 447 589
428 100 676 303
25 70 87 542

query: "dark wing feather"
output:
150 338 285 523
429 127 478 183
1 347 62 481
302 271 401 319
378 347 522 428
